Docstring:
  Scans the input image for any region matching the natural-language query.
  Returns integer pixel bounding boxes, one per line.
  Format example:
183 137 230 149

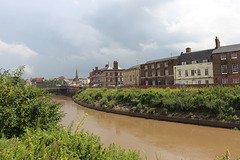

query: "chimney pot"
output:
215 36 220 48
186 48 191 53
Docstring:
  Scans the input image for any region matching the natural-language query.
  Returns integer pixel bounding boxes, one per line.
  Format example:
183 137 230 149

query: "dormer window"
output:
182 61 186 65
192 61 197 64
202 59 208 63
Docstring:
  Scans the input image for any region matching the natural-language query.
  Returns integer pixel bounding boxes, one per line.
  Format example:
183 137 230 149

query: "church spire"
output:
75 68 78 79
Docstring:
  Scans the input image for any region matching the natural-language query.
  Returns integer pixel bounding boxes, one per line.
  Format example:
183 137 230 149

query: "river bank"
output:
73 86 240 129
72 97 240 129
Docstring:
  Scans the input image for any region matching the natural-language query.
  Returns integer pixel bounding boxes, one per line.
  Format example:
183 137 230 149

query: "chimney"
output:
215 36 220 49
113 61 118 70
105 64 109 68
186 48 191 53
95 67 98 70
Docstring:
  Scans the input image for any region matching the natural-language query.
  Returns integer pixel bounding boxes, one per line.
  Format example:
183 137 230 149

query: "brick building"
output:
212 37 240 84
140 56 179 86
90 61 124 87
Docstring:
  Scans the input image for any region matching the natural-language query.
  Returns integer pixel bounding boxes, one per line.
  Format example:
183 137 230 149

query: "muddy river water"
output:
54 95 240 160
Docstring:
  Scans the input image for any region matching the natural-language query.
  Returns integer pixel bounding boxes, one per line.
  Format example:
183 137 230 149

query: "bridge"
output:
38 86 82 97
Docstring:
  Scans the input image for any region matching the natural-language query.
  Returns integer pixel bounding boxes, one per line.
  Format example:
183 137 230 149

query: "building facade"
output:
123 65 140 86
174 48 214 85
140 56 179 86
212 37 240 84
90 61 124 87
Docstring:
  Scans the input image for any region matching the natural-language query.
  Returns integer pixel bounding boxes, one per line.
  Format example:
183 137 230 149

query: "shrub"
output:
0 67 64 138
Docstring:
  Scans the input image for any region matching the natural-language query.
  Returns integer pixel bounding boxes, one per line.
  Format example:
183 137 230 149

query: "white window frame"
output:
221 65 227 74
233 77 239 83
221 54 226 60
232 64 238 74
232 53 237 59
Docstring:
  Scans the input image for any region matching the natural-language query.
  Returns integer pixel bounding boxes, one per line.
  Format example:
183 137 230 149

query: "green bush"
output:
0 67 64 138
0 126 141 160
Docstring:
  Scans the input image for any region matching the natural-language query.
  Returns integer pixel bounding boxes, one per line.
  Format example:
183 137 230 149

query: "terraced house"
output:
212 37 240 84
123 65 140 86
140 56 179 86
174 47 214 85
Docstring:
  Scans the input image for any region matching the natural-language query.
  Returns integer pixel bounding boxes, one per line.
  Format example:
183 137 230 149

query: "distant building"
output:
174 48 214 85
90 61 124 87
212 37 240 84
123 65 140 86
140 56 179 86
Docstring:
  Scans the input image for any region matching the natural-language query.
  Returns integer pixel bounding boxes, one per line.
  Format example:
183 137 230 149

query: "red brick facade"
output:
212 51 240 84
140 56 179 86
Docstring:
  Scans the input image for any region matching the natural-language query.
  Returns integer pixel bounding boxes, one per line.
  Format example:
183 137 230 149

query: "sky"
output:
1 0 240 79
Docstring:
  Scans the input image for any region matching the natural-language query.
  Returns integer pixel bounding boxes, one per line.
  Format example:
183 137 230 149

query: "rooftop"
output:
145 56 179 64
213 43 240 54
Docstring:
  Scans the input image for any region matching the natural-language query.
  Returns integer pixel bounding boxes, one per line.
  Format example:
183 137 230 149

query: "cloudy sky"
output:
1 0 240 79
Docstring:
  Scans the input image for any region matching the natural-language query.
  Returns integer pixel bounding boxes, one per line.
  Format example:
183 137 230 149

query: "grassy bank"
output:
74 86 240 122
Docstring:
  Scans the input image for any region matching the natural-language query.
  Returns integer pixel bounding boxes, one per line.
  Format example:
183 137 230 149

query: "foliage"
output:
74 86 240 121
0 67 64 138
0 126 141 160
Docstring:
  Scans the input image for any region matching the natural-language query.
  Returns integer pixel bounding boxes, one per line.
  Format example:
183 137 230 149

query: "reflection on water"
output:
54 95 240 160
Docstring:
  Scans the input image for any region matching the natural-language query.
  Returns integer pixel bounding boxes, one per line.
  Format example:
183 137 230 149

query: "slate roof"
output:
146 56 179 64
212 44 240 54
177 49 214 65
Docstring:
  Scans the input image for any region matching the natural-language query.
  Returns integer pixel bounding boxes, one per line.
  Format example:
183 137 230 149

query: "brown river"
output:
54 95 240 160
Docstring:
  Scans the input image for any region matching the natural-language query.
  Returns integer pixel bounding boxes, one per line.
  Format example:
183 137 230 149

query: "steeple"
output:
75 68 78 79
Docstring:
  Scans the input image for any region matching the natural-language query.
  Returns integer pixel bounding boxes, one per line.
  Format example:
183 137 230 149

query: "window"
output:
185 70 188 77
157 63 160 68
118 78 120 81
202 59 208 63
164 62 168 67
112 78 115 81
145 65 148 70
205 80 209 84
157 70 160 76
178 71 182 77
137 74 139 82
182 61 186 65
221 65 227 74
165 79 169 85
222 78 228 84
198 80 201 84
185 81 189 84
221 55 226 60
197 69 201 76
232 64 238 73
151 64 154 69
191 70 195 76
130 76 132 82
178 81 182 84
118 72 121 76
145 80 148 86
145 72 148 77
133 75 135 82
192 60 197 64
205 69 209 76
232 53 237 59
124 77 126 83
152 80 155 86
152 70 155 77
165 69 169 76
233 77 239 83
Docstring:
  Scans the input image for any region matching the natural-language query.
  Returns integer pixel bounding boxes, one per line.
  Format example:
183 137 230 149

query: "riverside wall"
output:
72 98 240 129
